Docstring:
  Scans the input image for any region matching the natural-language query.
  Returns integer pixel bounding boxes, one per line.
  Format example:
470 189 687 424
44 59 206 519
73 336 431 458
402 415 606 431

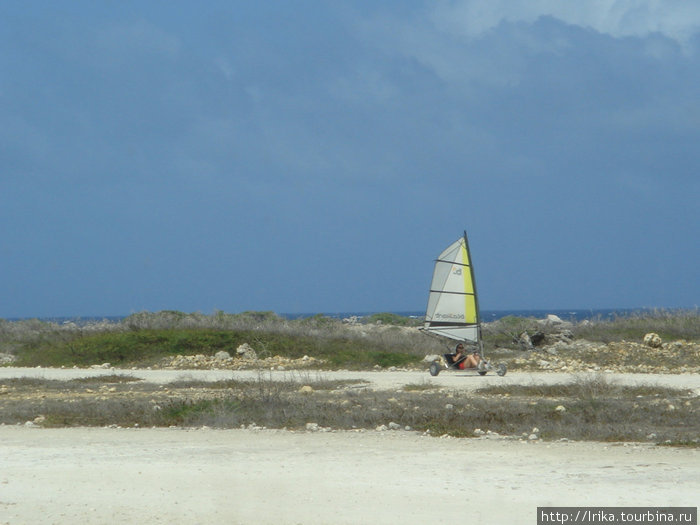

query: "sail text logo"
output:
451 266 462 276
436 313 463 320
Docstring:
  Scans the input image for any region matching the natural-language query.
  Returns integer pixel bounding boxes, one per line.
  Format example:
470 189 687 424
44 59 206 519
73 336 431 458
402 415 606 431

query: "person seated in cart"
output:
445 343 481 369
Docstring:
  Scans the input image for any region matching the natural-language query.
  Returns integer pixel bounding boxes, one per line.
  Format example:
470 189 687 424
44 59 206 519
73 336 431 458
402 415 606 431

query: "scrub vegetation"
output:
0 309 698 370
1 311 432 369
1 374 696 446
1 311 698 445
482 309 700 348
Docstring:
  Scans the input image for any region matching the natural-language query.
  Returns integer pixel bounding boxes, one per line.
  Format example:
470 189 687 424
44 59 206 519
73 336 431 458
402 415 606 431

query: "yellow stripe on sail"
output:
461 240 477 324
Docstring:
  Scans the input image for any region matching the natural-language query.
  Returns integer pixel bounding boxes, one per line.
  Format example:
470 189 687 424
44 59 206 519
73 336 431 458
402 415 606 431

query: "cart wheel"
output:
429 361 440 376
496 363 507 377
478 370 487 376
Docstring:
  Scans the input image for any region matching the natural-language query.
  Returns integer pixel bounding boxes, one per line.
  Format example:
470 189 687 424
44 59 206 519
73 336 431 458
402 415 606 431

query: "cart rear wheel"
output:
478 370 487 376
497 363 507 377
429 361 440 376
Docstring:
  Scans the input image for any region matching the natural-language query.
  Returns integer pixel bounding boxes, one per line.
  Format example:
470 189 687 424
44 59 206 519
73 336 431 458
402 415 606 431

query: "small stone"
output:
236 343 258 360
643 333 662 348
518 332 533 349
555 405 566 413
298 385 314 394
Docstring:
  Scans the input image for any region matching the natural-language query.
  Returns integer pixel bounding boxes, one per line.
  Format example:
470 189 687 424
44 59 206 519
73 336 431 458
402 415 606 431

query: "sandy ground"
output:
1 368 698 524
0 427 697 525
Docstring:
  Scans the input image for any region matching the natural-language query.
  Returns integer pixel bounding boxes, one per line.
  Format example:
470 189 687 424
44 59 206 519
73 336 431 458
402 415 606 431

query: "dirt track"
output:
0 367 698 524
2 367 700 393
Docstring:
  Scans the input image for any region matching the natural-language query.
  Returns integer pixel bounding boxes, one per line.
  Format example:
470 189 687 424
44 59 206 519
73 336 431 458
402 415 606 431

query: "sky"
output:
1 1 699 318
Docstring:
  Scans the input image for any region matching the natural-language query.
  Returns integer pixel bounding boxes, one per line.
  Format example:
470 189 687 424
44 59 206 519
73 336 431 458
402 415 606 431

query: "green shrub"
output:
11 327 423 369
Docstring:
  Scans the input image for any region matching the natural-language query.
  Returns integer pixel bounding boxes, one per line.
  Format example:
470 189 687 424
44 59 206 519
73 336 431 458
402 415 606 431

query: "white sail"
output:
423 232 480 343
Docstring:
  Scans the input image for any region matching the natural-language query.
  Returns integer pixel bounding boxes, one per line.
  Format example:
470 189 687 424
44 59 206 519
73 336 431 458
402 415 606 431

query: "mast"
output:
462 230 483 353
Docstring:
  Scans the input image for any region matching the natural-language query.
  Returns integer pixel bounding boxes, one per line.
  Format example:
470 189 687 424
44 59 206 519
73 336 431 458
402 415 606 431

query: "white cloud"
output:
431 0 700 44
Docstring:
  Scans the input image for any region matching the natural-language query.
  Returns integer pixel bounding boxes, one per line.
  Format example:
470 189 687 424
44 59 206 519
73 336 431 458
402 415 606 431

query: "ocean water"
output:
292 308 662 323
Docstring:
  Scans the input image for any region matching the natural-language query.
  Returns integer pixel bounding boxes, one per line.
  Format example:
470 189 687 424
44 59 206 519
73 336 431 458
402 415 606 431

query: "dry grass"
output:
572 309 700 343
1 374 696 446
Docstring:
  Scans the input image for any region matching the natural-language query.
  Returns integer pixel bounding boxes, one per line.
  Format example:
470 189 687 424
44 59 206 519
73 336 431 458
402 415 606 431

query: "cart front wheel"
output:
497 363 507 377
429 361 440 376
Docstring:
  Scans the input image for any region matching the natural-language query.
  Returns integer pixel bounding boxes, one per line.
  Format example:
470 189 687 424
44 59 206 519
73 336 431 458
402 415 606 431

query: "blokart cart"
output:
429 349 507 377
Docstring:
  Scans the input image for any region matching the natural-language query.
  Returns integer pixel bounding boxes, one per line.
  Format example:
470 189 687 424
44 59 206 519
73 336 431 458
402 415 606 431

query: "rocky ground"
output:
505 339 700 374
161 352 324 371
154 336 700 375
4 338 697 375
158 315 700 375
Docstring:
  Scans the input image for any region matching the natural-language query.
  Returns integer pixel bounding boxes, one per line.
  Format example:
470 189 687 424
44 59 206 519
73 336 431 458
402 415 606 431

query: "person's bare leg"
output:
465 354 480 368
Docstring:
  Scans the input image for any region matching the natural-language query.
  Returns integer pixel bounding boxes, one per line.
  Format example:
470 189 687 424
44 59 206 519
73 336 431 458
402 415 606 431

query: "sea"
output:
7 308 683 325
286 308 672 323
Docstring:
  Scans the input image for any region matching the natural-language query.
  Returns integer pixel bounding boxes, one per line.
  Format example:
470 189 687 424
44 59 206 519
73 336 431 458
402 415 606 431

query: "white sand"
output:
0 426 698 524
2 367 700 393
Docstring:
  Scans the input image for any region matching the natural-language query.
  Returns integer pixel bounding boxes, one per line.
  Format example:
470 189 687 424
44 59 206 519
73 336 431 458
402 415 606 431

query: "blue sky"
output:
2 1 699 318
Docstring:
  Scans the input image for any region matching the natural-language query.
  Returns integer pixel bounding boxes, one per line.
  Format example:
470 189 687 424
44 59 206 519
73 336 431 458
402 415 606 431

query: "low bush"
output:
572 309 700 343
